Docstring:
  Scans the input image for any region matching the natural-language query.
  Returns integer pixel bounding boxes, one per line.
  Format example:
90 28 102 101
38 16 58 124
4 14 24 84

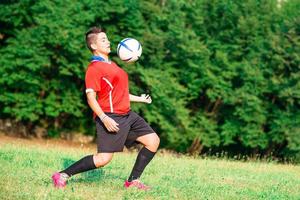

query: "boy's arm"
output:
86 91 119 132
129 94 152 104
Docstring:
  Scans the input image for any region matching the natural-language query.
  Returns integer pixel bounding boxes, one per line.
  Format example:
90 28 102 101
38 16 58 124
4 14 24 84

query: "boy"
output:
52 27 160 190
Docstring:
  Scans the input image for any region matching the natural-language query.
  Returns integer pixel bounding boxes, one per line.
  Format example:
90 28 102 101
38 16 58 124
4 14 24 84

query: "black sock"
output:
128 147 156 182
60 155 96 177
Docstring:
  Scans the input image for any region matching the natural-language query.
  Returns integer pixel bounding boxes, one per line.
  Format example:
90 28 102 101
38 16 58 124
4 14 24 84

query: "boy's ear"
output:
90 43 97 50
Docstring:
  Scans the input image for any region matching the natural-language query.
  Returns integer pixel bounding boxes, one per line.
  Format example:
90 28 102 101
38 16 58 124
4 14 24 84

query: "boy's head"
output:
85 27 111 55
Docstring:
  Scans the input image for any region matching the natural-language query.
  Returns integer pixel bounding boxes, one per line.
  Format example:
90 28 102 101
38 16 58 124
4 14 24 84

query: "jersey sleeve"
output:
85 66 102 93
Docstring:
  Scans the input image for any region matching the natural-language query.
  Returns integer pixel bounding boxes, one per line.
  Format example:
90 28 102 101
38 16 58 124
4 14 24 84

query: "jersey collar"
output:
91 55 111 63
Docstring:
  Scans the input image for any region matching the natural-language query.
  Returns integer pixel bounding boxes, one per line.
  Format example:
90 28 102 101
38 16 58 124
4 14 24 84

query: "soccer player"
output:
51 27 160 190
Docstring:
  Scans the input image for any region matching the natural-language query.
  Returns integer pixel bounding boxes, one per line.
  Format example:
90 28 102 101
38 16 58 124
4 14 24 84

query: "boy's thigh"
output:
95 117 130 153
125 111 156 148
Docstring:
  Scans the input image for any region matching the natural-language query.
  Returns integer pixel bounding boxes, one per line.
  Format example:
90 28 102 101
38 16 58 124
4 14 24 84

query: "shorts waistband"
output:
104 110 131 117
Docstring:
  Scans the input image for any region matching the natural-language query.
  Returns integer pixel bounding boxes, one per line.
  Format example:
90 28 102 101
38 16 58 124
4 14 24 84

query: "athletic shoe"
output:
51 172 68 188
124 179 151 191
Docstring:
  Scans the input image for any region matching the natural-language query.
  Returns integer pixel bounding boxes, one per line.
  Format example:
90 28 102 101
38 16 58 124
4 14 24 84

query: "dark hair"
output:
85 27 105 52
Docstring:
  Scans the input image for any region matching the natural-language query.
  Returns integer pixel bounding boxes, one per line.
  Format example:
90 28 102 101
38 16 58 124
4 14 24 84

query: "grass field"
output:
0 135 300 200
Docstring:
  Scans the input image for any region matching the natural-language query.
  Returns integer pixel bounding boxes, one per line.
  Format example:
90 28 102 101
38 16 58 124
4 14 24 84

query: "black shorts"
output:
95 111 155 153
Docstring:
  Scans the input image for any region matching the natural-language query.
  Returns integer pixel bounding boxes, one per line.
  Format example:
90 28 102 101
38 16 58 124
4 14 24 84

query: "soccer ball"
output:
117 38 142 63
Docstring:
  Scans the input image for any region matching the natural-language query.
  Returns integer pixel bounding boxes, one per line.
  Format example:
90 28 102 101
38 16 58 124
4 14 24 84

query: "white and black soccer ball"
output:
117 38 142 63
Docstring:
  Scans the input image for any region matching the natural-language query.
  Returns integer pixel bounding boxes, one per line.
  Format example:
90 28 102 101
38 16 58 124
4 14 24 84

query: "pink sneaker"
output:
124 179 151 191
51 172 68 188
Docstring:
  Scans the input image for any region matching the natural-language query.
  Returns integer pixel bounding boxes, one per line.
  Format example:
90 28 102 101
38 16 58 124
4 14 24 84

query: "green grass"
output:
0 139 300 200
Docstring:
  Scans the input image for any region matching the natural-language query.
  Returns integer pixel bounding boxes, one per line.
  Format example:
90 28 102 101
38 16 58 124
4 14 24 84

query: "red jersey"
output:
85 60 130 115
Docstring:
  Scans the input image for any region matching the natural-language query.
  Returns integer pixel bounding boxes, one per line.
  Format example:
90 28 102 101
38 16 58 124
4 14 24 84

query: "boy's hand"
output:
141 94 152 104
102 116 119 132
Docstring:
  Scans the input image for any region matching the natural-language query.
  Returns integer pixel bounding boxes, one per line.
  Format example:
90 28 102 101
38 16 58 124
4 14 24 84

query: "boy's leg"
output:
61 153 113 176
52 153 113 188
126 133 160 184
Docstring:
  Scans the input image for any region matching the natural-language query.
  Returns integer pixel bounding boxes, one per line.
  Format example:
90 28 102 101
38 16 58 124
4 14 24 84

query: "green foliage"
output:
0 0 299 160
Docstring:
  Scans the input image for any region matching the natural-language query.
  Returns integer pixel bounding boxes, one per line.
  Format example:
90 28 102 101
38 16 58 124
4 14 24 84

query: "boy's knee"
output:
93 154 112 168
147 134 160 152
154 134 160 147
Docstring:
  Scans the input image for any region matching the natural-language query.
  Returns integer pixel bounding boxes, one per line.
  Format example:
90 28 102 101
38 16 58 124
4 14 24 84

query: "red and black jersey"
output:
85 57 130 115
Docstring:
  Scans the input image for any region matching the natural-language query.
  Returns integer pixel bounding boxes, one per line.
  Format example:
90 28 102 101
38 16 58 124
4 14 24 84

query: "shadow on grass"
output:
62 158 75 169
62 158 124 184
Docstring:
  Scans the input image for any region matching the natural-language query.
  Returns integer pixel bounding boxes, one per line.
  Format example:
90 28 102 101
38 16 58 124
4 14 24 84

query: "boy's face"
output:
91 32 111 55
